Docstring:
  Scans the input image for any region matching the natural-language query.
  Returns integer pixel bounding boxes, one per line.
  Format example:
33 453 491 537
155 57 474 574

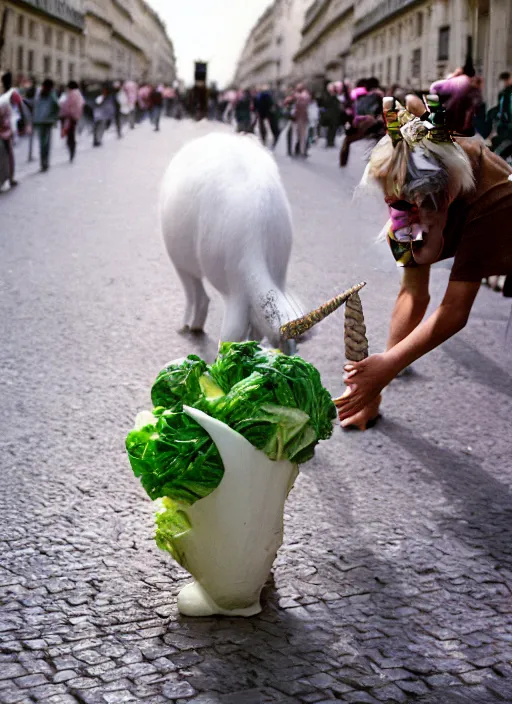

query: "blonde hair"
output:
363 130 474 204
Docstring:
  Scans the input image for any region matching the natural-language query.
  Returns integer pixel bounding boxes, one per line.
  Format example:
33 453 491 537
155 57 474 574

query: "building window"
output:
17 46 24 71
29 20 37 39
43 55 51 74
412 48 421 78
397 23 402 44
17 14 25 36
69 36 76 55
69 62 75 79
56 31 64 50
56 58 63 77
371 63 375 76
387 56 392 85
438 26 450 61
396 55 402 82
380 33 385 51
417 12 423 37
44 27 52 46
28 50 34 72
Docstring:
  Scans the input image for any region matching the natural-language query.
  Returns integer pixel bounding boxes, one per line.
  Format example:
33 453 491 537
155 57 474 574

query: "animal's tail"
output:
247 273 304 351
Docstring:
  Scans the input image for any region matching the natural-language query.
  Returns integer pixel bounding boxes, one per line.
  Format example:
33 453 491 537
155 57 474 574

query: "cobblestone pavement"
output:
1 118 512 704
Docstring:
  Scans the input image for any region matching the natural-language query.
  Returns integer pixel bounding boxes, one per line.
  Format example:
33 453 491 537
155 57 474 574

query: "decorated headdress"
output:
364 93 474 208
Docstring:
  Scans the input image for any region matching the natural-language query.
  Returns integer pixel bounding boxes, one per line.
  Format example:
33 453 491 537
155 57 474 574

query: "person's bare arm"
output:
386 265 431 350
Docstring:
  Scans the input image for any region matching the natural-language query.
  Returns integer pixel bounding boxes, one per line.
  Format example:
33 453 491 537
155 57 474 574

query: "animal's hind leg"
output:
190 279 210 332
175 268 198 332
220 297 250 342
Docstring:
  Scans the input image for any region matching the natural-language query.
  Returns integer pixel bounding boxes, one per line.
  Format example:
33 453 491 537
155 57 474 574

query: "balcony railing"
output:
353 0 422 38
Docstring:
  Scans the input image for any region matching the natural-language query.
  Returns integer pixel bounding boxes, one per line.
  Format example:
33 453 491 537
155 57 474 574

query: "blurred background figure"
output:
293 83 311 157
235 89 253 133
137 83 151 123
150 85 164 131
123 80 138 129
489 71 512 161
0 71 23 187
254 84 280 148
430 56 483 135
33 78 59 171
93 83 115 147
322 83 341 148
59 80 85 163
113 81 127 138
307 94 320 149
339 77 384 167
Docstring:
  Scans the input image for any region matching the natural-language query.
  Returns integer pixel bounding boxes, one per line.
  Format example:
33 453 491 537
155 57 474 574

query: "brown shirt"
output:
441 137 512 281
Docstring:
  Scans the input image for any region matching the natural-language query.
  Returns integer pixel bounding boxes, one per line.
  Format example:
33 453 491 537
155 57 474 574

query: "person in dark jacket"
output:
322 83 341 148
150 85 163 131
235 90 253 133
33 78 59 171
254 86 280 147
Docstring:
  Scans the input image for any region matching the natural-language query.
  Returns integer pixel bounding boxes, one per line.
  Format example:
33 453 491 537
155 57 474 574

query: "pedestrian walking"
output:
339 78 384 167
336 94 512 430
430 57 483 137
149 85 163 131
489 71 512 162
322 83 341 148
254 85 280 148
92 84 115 147
123 80 138 129
113 81 126 138
59 80 84 162
293 83 311 157
33 78 59 172
235 90 254 133
307 96 320 149
0 71 24 187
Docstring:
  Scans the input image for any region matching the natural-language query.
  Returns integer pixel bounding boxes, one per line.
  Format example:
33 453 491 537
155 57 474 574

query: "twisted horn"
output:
332 290 369 405
344 291 368 362
280 282 366 340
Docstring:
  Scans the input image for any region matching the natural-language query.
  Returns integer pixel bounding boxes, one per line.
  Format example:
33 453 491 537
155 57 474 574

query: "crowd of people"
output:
0 73 181 186
217 65 512 171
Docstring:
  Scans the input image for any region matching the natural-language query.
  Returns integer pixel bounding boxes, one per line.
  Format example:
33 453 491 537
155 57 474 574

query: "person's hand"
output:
334 394 382 430
335 353 395 424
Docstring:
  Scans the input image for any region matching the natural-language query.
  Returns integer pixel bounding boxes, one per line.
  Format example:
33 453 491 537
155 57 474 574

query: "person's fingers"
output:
344 369 358 380
337 395 363 419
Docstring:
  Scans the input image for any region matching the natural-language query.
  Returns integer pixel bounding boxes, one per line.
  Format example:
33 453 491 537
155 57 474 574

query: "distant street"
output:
1 117 512 704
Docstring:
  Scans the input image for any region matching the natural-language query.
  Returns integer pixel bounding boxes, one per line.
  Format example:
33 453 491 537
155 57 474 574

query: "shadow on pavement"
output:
442 336 512 398
377 418 512 566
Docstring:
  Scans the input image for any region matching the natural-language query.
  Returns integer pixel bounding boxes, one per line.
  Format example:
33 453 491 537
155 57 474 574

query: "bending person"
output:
336 94 512 429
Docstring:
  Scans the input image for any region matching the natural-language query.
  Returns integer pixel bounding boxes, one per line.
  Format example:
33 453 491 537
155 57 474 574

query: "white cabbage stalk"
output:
172 405 298 617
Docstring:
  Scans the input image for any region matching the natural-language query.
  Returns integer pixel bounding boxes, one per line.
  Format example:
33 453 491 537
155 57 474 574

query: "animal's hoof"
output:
189 327 205 335
178 325 190 335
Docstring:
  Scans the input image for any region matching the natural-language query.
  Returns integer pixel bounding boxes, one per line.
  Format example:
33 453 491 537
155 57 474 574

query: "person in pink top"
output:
123 80 138 128
59 81 85 162
430 59 483 135
293 83 311 157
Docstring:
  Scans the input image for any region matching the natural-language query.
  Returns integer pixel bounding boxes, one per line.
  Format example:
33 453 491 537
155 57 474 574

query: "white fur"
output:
160 133 302 347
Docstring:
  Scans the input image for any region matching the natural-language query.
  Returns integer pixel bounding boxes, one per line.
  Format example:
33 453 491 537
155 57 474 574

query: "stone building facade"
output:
233 0 310 91
348 0 511 105
83 0 175 85
235 0 511 106
293 0 354 93
0 0 176 86
0 0 85 85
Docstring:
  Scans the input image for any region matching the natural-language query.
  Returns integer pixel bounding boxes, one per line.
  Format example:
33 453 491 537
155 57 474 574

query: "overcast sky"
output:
146 0 271 87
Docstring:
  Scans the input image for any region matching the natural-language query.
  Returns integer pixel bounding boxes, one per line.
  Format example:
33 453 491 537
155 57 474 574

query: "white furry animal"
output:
160 133 302 349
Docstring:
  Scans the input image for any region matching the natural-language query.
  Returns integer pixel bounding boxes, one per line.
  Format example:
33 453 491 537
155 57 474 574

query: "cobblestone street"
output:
1 117 512 704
